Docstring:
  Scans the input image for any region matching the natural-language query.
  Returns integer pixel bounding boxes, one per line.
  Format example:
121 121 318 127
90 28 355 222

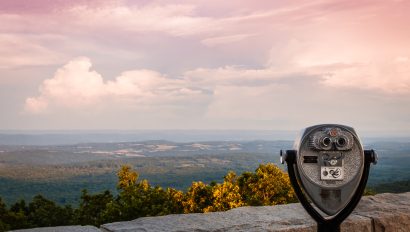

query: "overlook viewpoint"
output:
12 192 410 232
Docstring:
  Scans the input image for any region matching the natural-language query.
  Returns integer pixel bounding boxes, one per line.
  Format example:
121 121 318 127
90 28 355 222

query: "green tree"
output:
4 199 30 230
10 200 28 215
0 197 10 232
76 190 114 226
27 195 73 227
114 165 176 220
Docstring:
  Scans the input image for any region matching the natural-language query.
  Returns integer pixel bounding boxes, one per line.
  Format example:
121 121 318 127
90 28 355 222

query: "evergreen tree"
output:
10 200 28 215
27 195 73 227
76 190 114 226
5 199 30 229
0 198 10 232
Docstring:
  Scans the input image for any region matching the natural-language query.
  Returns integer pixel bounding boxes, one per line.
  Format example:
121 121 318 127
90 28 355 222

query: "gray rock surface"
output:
101 192 410 232
354 192 410 232
103 204 315 232
11 225 101 232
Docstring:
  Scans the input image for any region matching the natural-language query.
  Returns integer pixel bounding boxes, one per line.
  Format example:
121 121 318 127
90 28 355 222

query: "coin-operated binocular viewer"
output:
280 124 377 232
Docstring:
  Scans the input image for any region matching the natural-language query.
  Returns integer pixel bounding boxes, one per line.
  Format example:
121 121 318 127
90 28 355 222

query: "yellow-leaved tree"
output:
204 171 244 212
117 165 138 189
182 181 213 213
104 163 296 222
237 163 297 206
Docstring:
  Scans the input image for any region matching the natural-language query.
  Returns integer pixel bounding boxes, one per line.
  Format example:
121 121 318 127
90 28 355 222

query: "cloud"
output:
0 1 346 38
191 66 410 130
0 34 65 69
20 53 410 130
201 34 255 47
278 39 410 94
4 0 409 70
25 57 210 114
320 58 410 94
185 65 319 88
186 53 410 96
60 4 217 37
24 97 48 114
6 0 410 130
0 0 120 14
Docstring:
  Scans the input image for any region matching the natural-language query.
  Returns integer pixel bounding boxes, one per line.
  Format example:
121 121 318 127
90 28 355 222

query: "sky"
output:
0 0 410 133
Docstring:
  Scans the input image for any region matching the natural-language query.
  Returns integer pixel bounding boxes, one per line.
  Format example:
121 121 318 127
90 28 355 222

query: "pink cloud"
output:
3 0 410 130
0 0 119 14
321 57 410 94
201 34 255 47
0 34 65 68
25 57 209 114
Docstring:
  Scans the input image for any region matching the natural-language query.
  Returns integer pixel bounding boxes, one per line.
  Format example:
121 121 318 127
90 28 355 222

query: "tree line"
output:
0 163 297 231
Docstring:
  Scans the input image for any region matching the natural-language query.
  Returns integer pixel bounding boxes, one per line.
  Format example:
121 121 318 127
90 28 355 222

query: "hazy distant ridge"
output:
0 130 299 145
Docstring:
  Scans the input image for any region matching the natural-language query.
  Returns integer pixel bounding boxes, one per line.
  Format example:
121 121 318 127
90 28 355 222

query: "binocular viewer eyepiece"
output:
280 124 377 232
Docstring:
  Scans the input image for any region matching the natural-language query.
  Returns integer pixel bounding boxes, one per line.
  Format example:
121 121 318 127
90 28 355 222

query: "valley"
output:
0 139 409 205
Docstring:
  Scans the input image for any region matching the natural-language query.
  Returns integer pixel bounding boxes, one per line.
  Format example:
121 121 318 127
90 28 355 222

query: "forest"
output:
0 163 297 231
0 140 408 231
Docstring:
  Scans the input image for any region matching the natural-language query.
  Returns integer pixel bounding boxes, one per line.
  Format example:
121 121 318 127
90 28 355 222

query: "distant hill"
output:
0 139 409 205
371 180 410 193
0 130 298 145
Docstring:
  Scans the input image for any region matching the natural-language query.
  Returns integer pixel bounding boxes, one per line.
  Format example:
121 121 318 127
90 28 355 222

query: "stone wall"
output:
13 192 410 232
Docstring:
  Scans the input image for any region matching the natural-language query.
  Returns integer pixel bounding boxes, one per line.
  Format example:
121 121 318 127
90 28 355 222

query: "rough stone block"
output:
11 225 102 232
101 193 410 231
101 201 373 231
355 192 410 232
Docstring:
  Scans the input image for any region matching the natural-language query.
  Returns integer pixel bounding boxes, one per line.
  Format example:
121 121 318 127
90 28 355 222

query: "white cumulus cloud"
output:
25 57 209 114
